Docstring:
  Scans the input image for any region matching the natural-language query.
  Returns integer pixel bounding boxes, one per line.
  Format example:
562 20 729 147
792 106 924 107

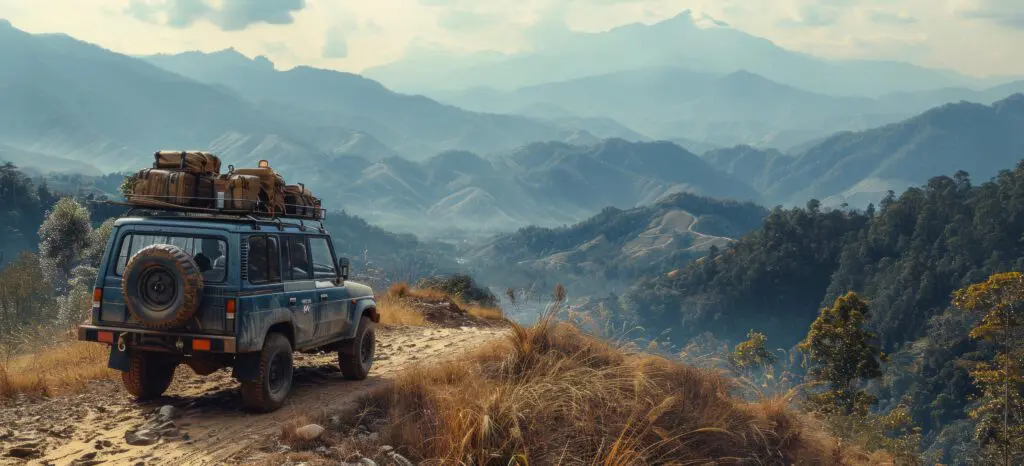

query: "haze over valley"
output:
7 1 1024 463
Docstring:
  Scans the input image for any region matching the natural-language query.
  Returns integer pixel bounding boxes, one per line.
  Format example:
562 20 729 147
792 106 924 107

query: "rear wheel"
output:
339 316 376 380
240 332 293 412
122 351 176 400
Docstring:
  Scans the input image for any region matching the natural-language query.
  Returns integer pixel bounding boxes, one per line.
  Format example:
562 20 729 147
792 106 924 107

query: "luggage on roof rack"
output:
123 154 325 220
126 168 215 209
154 151 222 175
222 174 261 211
284 183 322 219
229 166 286 215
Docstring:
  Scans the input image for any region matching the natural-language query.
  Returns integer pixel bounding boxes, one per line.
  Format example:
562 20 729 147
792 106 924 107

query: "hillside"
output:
142 49 596 160
762 94 1024 207
322 138 759 236
465 191 767 297
623 159 1024 461
365 10 997 97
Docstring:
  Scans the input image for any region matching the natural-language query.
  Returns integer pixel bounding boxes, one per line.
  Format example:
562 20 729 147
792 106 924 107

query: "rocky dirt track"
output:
0 324 507 466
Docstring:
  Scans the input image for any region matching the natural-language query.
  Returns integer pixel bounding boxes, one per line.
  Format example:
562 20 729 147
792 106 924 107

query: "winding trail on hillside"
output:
686 216 736 244
0 325 507 466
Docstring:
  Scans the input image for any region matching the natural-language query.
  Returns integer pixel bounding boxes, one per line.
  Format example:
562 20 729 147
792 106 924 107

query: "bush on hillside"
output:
416 273 498 308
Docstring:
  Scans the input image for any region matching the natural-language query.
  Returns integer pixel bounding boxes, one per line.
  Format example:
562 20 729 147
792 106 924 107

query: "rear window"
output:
115 233 227 283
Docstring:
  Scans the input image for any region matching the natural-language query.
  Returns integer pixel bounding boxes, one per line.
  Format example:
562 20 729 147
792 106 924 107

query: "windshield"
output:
114 233 227 283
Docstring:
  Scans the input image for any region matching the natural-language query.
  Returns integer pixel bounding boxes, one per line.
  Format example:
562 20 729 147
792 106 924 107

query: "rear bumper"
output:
77 324 237 353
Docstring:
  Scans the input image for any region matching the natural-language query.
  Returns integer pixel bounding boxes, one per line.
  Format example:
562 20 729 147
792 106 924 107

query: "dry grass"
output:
378 282 505 327
0 339 116 400
339 309 890 465
377 290 428 326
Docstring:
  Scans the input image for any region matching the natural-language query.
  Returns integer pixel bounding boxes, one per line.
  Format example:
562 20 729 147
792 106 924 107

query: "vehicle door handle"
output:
320 294 328 302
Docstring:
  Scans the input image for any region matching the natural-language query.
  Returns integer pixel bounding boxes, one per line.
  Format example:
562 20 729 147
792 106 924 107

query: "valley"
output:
3 5 1024 464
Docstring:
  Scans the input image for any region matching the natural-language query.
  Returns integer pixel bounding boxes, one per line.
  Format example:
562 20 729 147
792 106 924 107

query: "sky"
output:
0 0 1022 77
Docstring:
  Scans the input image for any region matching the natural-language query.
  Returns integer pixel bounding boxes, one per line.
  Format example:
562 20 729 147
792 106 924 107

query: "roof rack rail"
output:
98 200 327 233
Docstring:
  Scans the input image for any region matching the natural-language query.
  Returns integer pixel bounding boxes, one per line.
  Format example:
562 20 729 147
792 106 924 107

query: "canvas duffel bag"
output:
230 167 286 215
225 175 261 211
154 151 222 175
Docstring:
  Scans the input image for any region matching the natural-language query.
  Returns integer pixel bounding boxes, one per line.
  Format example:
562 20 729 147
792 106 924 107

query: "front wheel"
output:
240 332 294 412
122 351 176 400
339 316 376 380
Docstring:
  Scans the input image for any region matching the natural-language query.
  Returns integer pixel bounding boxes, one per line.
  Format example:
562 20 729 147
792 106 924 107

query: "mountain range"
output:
704 94 1024 208
310 139 758 235
436 66 1024 150
0 20 608 177
364 11 1012 97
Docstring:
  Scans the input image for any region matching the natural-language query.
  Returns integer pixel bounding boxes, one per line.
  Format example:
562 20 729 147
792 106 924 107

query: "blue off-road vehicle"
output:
77 207 379 412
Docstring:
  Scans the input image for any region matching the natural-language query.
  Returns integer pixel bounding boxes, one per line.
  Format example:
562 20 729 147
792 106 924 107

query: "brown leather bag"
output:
154 151 222 175
163 171 199 206
230 167 286 215
225 175 260 211
128 168 216 208
283 184 319 217
128 169 171 204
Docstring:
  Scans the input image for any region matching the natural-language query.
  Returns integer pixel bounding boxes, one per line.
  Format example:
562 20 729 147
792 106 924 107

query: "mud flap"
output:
107 345 130 372
232 352 261 382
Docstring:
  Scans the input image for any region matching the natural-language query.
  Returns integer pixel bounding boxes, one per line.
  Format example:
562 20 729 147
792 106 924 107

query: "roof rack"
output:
98 200 328 233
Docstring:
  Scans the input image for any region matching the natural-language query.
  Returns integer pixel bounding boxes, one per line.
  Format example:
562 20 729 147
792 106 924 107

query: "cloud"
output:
869 11 917 25
125 0 306 31
955 0 1024 29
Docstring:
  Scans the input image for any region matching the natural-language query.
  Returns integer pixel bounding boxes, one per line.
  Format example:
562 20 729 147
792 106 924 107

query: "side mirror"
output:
338 257 350 281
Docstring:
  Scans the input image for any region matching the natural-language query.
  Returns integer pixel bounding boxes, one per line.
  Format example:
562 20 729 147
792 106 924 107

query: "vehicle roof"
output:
113 216 330 236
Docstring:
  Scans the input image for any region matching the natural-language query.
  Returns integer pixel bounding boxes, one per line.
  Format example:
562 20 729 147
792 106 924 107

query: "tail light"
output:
226 299 236 320
92 288 103 311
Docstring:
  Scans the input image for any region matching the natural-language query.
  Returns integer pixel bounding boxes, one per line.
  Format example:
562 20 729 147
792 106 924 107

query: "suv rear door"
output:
307 236 350 338
280 235 317 346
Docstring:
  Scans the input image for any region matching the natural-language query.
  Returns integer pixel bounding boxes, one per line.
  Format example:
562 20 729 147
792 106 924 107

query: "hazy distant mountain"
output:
311 138 759 236
365 11 1002 97
762 94 1024 207
0 143 101 176
0 21 393 174
440 67 915 148
142 49 600 160
701 145 793 194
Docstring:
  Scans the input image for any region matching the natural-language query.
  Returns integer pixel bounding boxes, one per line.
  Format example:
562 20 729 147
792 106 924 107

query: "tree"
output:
799 292 886 416
729 329 776 373
953 272 1024 465
37 197 92 291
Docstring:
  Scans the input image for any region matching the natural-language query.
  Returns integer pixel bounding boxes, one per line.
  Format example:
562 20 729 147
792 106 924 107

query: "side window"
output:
282 236 311 281
309 237 337 280
247 235 280 284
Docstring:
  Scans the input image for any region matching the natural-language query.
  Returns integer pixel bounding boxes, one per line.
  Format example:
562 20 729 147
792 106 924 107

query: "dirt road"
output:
0 325 507 466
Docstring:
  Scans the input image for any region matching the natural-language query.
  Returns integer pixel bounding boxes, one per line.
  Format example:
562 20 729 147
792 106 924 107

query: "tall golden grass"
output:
0 338 115 400
338 308 890 465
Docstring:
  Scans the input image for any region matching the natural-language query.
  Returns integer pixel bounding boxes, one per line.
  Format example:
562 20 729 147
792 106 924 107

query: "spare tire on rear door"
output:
122 244 204 330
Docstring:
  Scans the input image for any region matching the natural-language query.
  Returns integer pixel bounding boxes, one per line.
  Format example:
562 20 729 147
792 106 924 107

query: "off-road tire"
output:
339 315 376 380
240 332 293 413
122 351 175 400
122 244 204 330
